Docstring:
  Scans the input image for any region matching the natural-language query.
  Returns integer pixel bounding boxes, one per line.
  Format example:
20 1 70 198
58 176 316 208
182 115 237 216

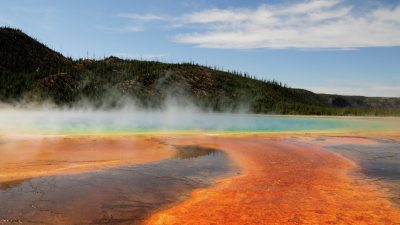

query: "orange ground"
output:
147 135 400 225
1 133 399 224
0 135 175 183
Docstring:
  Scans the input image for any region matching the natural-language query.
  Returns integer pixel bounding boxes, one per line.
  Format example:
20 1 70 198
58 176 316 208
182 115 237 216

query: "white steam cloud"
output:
0 100 254 136
1 101 398 136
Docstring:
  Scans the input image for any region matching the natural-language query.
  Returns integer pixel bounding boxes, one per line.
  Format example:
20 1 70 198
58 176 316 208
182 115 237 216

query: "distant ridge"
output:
0 27 399 116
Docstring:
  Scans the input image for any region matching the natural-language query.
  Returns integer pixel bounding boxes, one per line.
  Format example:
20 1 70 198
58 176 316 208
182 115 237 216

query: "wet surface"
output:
0 136 176 183
147 135 400 225
327 138 400 205
173 145 219 159
0 145 235 224
1 134 400 224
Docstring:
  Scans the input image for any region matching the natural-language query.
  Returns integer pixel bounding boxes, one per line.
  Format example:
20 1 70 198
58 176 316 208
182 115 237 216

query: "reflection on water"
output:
174 145 219 159
0 145 235 224
327 139 400 206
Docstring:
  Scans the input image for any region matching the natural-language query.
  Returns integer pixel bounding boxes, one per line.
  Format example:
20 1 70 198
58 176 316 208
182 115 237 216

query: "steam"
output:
0 100 398 136
0 98 254 135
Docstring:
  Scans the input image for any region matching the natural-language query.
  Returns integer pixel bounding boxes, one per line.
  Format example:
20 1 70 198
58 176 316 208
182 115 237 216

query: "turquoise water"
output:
1 110 398 134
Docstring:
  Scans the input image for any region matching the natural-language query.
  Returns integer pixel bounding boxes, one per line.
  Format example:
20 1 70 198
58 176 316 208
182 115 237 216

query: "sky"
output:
1 0 399 97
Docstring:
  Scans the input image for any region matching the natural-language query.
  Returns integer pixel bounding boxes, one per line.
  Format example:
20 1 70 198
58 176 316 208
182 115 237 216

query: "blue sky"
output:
1 0 399 97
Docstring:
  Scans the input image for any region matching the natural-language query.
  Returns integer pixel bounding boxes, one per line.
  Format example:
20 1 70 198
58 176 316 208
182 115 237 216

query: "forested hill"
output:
1 27 400 116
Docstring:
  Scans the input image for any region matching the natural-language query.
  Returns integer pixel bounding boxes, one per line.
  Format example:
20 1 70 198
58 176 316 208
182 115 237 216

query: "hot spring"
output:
1 107 399 224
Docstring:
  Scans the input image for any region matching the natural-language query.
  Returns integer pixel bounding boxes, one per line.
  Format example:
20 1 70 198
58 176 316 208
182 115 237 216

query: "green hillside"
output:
1 27 399 116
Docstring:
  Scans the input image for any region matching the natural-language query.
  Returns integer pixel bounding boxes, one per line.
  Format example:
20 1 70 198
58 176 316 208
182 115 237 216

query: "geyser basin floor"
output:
325 138 400 206
147 134 400 225
0 135 175 184
0 141 235 224
1 133 400 224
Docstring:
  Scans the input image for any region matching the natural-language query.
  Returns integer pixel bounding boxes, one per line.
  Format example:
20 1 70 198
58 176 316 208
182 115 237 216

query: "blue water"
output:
2 110 398 134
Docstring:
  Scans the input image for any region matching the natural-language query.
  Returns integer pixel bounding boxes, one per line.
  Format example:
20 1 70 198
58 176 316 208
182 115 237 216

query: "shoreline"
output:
2 129 400 138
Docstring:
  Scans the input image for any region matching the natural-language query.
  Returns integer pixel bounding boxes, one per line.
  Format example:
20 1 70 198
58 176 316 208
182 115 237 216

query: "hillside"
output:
0 27 399 116
0 27 71 74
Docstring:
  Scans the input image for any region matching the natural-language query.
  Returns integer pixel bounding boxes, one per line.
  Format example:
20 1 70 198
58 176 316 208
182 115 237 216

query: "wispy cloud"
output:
117 13 167 21
172 0 400 49
98 13 166 33
96 24 143 33
112 52 169 60
113 0 400 49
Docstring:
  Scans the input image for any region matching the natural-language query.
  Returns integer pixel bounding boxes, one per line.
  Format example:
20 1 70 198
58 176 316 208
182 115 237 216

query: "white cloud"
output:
99 13 166 33
96 24 143 33
172 0 400 49
112 52 169 60
117 13 166 21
